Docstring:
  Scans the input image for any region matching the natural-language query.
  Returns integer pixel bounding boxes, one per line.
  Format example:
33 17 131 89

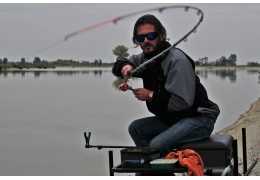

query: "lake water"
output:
0 67 259 175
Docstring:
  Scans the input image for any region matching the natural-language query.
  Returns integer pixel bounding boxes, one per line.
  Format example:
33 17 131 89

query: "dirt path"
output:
219 98 260 175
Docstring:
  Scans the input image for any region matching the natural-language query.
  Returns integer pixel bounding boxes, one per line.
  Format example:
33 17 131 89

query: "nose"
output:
143 37 149 43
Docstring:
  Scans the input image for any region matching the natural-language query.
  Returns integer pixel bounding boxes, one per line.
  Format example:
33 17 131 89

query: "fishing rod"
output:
65 5 203 42
84 131 135 150
32 5 203 61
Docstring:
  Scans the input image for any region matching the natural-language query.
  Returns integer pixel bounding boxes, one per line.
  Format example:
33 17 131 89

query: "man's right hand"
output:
121 64 133 77
118 82 129 92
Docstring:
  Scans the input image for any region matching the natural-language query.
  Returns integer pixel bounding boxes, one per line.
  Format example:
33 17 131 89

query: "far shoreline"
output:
1 65 260 72
0 66 112 72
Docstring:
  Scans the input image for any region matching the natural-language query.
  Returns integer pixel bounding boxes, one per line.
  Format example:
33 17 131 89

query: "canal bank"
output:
219 98 260 175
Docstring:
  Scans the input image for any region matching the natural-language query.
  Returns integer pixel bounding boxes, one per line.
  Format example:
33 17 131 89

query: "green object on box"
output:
150 158 178 169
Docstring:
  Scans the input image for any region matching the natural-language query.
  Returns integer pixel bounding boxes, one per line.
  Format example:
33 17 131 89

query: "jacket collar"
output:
143 41 172 60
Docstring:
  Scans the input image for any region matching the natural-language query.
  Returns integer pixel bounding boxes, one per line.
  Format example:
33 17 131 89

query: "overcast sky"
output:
0 3 259 64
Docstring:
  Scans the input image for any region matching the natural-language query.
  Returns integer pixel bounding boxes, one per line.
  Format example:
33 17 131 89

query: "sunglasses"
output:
134 32 158 44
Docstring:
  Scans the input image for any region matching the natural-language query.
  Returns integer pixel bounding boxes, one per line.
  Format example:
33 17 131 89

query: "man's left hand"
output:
133 88 153 101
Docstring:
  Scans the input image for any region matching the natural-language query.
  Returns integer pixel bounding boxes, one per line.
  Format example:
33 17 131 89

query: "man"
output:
112 14 220 153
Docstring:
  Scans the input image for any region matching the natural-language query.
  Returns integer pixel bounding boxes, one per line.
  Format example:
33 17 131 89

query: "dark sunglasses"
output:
134 32 158 44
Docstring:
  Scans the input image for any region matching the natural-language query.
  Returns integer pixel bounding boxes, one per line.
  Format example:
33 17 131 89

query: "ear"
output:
159 34 166 41
158 31 166 41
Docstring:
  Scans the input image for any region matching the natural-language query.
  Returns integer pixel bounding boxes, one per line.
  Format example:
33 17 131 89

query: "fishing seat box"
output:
120 147 161 167
181 133 234 168
120 134 233 170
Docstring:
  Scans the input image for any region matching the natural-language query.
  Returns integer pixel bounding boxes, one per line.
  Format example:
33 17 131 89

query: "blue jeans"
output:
128 114 217 153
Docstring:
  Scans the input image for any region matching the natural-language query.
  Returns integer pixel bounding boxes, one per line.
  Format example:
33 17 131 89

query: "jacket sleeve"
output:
164 51 196 112
112 57 134 77
150 50 196 113
112 54 144 77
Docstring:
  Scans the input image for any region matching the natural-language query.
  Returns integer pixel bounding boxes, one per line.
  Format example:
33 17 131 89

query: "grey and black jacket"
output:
112 41 220 124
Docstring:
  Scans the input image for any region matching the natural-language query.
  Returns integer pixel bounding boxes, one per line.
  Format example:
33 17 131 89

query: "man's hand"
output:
121 64 133 77
118 82 129 92
133 88 153 101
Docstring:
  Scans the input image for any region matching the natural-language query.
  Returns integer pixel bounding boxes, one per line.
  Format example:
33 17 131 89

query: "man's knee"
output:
128 117 150 136
128 119 139 136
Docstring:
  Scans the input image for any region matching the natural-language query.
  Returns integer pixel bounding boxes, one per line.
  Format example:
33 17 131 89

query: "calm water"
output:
0 67 259 175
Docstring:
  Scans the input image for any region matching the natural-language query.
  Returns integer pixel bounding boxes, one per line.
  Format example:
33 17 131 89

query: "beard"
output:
141 41 171 60
141 42 158 55
141 40 167 59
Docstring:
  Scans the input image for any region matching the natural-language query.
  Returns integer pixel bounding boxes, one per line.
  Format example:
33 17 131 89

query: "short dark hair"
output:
132 14 167 44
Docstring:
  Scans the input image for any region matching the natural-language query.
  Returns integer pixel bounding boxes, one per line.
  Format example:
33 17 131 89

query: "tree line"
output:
112 45 260 67
0 57 114 70
1 45 259 70
195 54 237 66
195 54 260 67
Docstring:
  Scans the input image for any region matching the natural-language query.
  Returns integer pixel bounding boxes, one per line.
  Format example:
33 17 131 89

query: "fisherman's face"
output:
136 24 159 55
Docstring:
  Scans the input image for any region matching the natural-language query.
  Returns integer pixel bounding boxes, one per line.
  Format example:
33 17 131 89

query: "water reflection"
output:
34 71 41 78
246 69 260 84
0 67 259 175
0 69 108 78
196 69 237 82
1 68 260 83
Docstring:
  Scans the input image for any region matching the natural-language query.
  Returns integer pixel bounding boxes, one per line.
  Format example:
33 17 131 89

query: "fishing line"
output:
32 5 203 56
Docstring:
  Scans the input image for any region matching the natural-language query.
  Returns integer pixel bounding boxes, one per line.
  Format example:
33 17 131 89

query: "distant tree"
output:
247 61 260 66
112 45 129 58
0 58 2 64
196 57 208 66
33 57 41 64
98 59 102 65
20 57 26 64
203 57 208 65
3 57 8 64
93 59 102 66
216 56 228 66
228 54 237 66
81 60 90 66
215 54 237 66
